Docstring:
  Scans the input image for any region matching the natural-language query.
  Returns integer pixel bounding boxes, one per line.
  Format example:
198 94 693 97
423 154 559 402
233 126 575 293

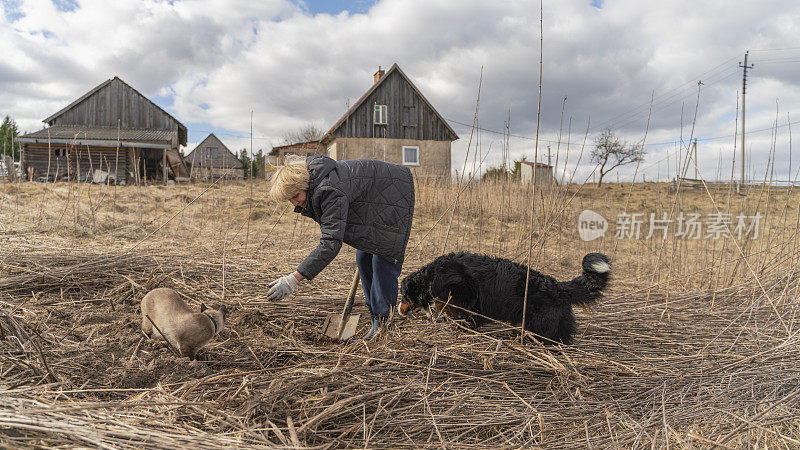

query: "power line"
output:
754 60 800 65
447 116 800 148
751 56 800 62
184 53 797 149
750 47 800 52
590 55 740 132
600 67 740 133
186 107 800 151
188 128 274 142
587 52 800 134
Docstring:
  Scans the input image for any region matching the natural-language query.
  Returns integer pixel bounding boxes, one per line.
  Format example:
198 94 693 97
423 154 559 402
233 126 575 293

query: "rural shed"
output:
185 133 244 179
268 140 324 166
17 76 189 184
519 161 555 185
321 64 458 179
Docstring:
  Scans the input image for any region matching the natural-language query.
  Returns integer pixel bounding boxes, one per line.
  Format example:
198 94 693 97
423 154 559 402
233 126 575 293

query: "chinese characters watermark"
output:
578 210 762 242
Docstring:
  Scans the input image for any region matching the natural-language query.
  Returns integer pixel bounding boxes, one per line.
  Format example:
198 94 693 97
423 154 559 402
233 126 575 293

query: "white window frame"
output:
402 146 419 166
374 104 387 125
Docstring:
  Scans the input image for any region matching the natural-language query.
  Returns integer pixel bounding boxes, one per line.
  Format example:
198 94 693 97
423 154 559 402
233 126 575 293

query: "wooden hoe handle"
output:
336 269 360 339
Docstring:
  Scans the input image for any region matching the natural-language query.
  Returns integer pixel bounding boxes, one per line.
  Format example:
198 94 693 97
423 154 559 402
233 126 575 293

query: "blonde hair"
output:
268 155 310 202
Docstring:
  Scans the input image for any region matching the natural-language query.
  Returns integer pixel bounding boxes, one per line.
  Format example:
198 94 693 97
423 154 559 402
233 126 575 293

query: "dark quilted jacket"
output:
295 155 415 280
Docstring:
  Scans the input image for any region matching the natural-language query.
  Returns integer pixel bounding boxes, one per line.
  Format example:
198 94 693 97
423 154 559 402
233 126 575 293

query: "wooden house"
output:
268 140 324 166
321 64 458 178
17 76 188 184
185 133 244 179
520 161 555 185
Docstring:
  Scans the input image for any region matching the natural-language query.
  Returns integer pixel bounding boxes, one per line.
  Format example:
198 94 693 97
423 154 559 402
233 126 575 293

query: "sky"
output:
1 0 799 182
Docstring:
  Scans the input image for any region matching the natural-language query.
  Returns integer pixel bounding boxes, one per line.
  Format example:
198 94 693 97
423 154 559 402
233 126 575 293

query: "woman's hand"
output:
267 272 303 301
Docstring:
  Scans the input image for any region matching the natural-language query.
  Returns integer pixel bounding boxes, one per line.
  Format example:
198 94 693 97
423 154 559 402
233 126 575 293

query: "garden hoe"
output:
321 269 361 341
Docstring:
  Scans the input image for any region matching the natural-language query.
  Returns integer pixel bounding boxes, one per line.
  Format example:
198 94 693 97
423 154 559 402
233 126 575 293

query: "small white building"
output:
519 161 555 185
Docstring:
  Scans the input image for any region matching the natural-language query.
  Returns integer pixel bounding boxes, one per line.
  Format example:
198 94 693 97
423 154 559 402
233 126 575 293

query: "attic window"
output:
206 147 218 159
402 106 417 126
374 104 387 125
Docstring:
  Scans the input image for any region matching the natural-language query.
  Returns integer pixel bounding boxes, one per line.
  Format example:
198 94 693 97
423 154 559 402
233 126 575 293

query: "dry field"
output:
1 175 800 448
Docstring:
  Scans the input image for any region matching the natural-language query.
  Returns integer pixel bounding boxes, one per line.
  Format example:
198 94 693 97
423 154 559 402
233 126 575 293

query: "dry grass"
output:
1 176 800 448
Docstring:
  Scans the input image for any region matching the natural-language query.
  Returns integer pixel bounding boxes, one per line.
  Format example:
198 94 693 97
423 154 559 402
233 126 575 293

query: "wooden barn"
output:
268 140 324 166
321 64 458 178
17 76 189 184
185 133 244 179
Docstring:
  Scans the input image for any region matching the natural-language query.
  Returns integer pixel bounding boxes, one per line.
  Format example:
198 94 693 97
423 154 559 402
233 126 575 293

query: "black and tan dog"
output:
398 252 610 344
141 288 227 360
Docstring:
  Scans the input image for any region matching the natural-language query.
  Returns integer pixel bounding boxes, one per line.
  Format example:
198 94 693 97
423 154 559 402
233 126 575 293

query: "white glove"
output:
267 273 300 301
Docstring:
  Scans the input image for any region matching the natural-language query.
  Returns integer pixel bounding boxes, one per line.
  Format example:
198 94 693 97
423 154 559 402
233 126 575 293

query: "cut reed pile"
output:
2 235 800 448
2 174 800 447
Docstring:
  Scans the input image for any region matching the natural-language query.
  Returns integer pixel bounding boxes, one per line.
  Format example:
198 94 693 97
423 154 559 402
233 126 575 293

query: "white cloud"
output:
1 0 799 181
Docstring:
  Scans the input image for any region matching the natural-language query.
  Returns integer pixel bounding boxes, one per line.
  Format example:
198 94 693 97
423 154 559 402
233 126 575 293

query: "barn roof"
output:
42 76 187 146
321 63 459 144
18 125 175 149
21 126 174 143
268 140 322 156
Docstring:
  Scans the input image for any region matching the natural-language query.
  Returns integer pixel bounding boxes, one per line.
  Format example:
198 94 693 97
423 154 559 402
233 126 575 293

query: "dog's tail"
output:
561 252 611 306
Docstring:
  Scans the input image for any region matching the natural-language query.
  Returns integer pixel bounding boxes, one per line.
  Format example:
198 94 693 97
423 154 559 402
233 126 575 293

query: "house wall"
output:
23 143 128 183
276 148 324 165
330 137 450 178
326 142 337 161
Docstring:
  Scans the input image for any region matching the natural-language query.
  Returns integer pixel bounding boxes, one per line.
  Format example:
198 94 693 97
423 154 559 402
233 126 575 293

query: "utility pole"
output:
739 51 754 192
693 138 698 179
547 145 552 167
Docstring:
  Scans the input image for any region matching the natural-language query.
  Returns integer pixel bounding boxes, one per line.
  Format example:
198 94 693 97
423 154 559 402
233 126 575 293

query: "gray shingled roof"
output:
21 126 175 144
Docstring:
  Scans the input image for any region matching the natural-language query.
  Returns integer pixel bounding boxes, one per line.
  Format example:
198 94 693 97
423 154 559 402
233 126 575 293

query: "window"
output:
374 104 387 125
206 147 218 159
402 146 419 166
402 106 417 126
54 148 69 157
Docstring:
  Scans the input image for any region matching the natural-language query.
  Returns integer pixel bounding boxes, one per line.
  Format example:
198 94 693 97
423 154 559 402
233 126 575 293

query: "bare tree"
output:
282 123 325 145
590 128 644 187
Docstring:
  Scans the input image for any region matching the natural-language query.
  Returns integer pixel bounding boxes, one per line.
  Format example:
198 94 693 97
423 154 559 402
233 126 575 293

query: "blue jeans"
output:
355 250 403 318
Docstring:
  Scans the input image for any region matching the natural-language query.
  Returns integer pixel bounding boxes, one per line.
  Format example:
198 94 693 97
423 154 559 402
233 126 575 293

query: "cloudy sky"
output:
1 0 799 182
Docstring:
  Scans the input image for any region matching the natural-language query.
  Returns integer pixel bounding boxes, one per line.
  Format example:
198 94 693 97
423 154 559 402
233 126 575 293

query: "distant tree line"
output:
0 116 23 160
238 149 267 178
